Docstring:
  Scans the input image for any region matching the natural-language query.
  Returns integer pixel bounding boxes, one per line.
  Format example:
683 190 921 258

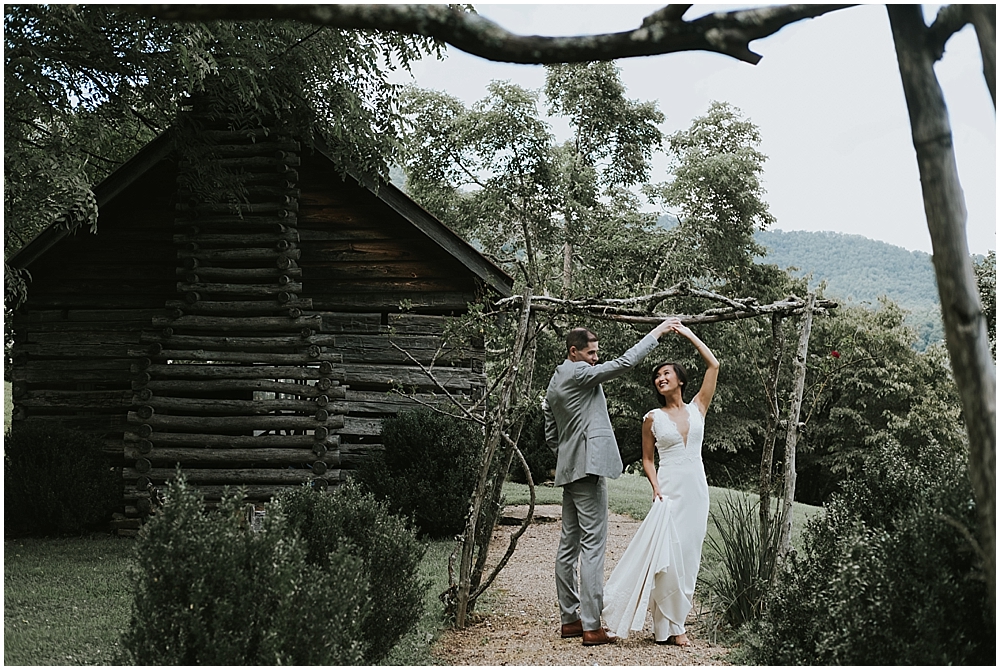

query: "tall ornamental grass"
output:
701 493 785 629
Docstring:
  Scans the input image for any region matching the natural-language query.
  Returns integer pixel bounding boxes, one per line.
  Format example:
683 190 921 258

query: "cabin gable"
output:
10 121 510 535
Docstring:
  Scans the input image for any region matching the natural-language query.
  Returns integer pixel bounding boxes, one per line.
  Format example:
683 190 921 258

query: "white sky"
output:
394 3 996 256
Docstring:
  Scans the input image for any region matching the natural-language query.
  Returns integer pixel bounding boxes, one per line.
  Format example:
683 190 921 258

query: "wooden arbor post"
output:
778 294 815 558
758 312 786 548
888 4 996 615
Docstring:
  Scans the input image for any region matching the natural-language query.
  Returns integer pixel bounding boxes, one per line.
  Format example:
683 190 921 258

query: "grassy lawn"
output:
503 472 822 560
4 535 134 665
4 532 455 666
384 538 454 665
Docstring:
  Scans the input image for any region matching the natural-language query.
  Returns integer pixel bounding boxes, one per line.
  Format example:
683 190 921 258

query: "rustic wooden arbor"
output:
8 114 513 535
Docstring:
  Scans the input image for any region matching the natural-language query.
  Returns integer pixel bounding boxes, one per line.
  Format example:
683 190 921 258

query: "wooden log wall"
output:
125 119 341 526
11 117 491 536
294 155 488 466
10 162 178 533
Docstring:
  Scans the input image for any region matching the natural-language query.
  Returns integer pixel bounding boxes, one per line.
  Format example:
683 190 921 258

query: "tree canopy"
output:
4 4 441 268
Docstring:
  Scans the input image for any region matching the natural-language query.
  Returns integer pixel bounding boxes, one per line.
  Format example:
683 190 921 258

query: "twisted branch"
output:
132 4 854 65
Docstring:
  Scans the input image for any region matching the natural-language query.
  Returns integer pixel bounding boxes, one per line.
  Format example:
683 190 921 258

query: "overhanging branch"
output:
132 4 855 65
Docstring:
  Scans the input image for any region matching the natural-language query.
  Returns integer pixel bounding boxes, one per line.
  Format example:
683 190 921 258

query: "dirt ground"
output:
431 504 733 666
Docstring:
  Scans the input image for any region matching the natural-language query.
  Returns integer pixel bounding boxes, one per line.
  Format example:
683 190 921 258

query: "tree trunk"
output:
966 4 996 107
561 240 573 299
453 284 534 627
888 4 996 616
778 294 814 557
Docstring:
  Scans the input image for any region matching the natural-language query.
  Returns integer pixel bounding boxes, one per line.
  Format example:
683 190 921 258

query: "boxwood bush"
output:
744 438 992 665
357 409 484 538
271 482 427 664
122 478 368 665
4 420 121 536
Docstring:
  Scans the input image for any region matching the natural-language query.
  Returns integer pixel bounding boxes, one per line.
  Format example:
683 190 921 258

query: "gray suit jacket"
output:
543 334 660 487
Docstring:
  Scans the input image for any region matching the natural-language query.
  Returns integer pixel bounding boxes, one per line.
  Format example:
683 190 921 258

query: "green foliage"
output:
401 81 560 285
545 61 663 187
649 100 773 289
4 421 121 536
271 482 428 664
401 63 664 296
4 535 133 665
507 403 557 485
796 301 966 504
973 250 996 356
5 5 439 271
745 438 991 665
122 478 368 665
357 409 483 539
701 494 785 629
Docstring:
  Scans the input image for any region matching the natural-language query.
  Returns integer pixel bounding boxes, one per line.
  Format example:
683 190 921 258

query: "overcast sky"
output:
393 3 996 256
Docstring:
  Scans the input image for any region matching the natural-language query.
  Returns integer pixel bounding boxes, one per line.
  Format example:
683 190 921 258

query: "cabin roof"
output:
9 130 514 298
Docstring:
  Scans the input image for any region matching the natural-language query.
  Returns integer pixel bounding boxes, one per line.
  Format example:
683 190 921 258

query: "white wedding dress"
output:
602 403 710 640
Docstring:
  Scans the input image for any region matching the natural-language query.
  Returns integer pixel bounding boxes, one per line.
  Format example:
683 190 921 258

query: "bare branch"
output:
388 388 477 425
469 432 535 601
966 4 997 107
645 5 695 25
132 4 854 65
928 4 970 61
388 341 484 425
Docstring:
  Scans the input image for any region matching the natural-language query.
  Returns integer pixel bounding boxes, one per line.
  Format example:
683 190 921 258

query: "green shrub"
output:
506 404 556 485
272 482 428 664
357 409 483 538
122 478 368 665
745 439 992 665
4 421 121 535
702 493 785 629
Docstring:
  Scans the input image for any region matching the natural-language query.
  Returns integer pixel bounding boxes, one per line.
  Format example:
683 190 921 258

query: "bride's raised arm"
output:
672 323 719 416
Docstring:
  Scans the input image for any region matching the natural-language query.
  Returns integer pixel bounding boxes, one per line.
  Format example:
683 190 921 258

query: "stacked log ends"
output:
124 112 340 532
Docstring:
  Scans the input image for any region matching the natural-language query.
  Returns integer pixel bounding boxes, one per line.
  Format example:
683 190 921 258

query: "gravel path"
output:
431 504 732 666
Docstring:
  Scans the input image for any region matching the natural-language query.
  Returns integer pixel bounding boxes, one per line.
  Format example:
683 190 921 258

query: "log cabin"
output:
8 111 513 535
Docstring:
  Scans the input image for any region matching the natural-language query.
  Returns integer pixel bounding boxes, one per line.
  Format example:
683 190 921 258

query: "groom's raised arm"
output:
572 318 676 389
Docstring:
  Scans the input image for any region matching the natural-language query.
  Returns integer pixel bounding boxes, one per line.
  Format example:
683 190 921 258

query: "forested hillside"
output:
754 229 944 348
755 229 938 306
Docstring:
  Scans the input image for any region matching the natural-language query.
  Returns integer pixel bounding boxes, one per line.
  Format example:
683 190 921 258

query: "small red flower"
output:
831 350 841 359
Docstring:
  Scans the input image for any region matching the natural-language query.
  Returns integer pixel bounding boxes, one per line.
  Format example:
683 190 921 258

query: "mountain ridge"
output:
753 228 939 310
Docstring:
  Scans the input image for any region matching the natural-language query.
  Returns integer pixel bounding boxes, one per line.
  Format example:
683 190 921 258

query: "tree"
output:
794 299 967 504
973 250 996 357
649 101 773 289
4 4 440 265
20 0 996 619
545 61 664 296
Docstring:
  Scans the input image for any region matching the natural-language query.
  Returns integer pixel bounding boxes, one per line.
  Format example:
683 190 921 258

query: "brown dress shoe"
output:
582 627 618 646
560 619 583 638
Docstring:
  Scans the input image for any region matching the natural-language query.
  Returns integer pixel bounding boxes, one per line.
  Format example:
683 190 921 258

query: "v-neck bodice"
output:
645 403 704 467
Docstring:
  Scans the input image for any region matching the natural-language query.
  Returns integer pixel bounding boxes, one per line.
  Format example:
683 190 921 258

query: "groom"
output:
543 318 675 645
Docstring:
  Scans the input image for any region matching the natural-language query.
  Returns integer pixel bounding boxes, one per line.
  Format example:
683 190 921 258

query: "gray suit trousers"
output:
555 474 608 630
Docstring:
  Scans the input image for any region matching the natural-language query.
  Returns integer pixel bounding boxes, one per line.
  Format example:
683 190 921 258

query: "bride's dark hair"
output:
651 361 689 406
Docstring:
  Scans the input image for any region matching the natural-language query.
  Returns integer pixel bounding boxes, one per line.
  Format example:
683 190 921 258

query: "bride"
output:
602 319 719 646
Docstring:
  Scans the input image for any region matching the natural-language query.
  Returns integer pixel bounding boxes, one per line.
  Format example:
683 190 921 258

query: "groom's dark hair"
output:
566 328 598 353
